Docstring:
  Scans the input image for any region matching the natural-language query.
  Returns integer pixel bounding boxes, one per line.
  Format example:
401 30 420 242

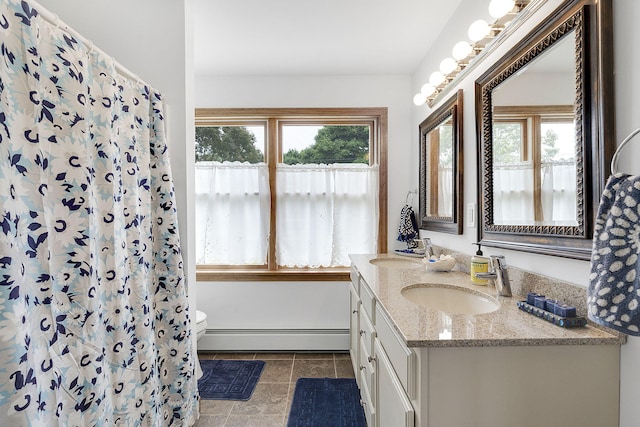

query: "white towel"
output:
588 173 640 335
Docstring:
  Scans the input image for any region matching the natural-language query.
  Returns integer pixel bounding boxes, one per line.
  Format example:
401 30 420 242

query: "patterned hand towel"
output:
588 173 640 335
397 204 419 248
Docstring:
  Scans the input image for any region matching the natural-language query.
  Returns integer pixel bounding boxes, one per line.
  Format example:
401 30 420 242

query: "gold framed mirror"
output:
475 0 614 260
419 89 463 234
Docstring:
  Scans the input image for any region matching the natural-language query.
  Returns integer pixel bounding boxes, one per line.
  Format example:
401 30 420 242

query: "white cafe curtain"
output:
276 163 378 267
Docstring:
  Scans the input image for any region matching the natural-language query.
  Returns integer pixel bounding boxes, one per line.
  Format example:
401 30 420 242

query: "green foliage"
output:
493 122 563 164
493 123 523 164
283 125 369 165
195 126 263 163
541 129 560 161
437 124 453 167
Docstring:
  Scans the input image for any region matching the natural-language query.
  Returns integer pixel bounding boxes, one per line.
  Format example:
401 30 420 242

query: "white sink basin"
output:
401 284 500 315
369 257 423 269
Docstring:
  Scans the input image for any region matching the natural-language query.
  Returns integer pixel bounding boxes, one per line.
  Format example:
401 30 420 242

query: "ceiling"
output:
193 0 463 76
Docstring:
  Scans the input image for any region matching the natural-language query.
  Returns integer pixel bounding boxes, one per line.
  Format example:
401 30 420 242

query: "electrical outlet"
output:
466 203 476 228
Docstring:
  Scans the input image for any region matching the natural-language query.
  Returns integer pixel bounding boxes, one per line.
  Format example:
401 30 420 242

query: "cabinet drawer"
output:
358 336 376 403
350 266 360 290
350 286 361 377
359 307 375 357
359 369 376 427
375 304 416 399
360 280 376 320
375 339 414 427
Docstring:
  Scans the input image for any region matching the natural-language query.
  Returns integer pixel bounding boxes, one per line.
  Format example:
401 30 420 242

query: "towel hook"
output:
611 128 640 175
405 189 417 205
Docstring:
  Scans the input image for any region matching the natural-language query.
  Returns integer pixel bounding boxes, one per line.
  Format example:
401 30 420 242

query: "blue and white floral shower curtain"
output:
0 1 198 425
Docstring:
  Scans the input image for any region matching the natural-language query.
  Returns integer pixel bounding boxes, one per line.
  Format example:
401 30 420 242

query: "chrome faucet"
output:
475 255 512 296
417 237 434 259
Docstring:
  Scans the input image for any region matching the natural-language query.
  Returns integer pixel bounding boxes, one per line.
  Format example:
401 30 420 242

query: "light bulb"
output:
489 0 515 19
439 57 457 75
452 41 472 60
421 83 435 97
468 19 491 42
413 93 427 106
429 71 445 87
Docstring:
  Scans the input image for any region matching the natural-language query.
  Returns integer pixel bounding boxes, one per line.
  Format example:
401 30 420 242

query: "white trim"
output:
197 329 350 352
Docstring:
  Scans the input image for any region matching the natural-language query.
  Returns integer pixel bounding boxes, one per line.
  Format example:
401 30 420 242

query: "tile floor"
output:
193 352 355 427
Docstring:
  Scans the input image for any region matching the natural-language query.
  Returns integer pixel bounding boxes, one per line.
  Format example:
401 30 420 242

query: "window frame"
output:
195 108 388 281
493 105 575 222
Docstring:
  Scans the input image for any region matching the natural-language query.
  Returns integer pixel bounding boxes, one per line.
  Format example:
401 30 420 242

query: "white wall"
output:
194 74 413 349
613 2 640 426
413 1 640 426
35 0 197 350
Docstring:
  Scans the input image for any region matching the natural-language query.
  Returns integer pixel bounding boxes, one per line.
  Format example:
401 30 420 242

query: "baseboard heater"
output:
197 328 350 352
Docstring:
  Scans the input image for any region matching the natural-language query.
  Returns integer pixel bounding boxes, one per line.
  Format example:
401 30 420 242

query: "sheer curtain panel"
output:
276 163 378 267
195 161 271 265
541 161 577 223
493 163 535 223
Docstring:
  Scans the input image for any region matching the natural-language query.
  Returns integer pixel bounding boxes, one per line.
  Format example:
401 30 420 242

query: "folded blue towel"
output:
588 173 640 335
397 204 419 248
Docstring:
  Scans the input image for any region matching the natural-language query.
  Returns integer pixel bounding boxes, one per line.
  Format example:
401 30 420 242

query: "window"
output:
492 105 576 225
425 119 453 217
195 108 387 281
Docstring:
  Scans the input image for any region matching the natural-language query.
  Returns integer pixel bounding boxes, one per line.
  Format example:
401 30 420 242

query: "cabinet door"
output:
350 285 360 378
359 368 376 427
375 304 416 398
375 339 414 427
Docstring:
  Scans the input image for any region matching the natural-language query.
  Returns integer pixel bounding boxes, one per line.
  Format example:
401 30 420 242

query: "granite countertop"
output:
350 254 625 348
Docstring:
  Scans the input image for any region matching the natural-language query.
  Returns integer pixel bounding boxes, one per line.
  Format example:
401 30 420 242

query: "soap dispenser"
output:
470 243 489 285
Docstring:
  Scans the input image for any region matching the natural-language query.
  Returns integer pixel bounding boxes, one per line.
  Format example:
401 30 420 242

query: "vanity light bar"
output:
413 0 531 107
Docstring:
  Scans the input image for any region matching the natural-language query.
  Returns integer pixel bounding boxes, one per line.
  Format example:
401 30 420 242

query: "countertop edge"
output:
406 336 625 348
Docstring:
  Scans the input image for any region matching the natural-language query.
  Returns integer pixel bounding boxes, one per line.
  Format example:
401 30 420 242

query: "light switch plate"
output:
466 203 476 228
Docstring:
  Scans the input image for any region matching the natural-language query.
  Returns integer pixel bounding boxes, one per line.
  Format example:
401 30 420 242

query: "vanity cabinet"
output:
350 267 415 427
349 263 621 427
350 272 376 426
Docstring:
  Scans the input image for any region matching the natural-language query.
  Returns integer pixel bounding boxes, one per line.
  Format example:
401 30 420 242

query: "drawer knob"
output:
359 364 365 371
352 309 358 314
359 330 365 337
368 355 376 363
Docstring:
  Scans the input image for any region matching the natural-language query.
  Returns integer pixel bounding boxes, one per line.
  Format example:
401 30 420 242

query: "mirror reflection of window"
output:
419 89 462 234
426 119 453 217
490 28 578 227
492 107 577 226
492 120 533 224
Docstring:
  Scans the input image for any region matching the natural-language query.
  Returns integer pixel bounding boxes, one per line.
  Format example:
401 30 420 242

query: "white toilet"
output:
195 310 208 341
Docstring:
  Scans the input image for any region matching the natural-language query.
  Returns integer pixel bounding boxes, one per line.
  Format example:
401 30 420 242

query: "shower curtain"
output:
0 1 198 425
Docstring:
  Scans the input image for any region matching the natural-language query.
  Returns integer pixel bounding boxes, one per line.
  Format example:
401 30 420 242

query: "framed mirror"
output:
475 0 614 260
419 89 463 234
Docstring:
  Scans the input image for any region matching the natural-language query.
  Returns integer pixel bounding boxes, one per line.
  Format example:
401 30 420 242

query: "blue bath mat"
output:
287 378 366 427
198 359 265 400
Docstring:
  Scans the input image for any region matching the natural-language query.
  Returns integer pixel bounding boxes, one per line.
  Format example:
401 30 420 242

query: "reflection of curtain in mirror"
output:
195 162 271 264
438 166 453 217
541 161 577 223
493 164 534 223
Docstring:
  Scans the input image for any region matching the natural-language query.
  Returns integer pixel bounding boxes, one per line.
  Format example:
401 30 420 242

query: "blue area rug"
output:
287 378 366 427
197 359 265 400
